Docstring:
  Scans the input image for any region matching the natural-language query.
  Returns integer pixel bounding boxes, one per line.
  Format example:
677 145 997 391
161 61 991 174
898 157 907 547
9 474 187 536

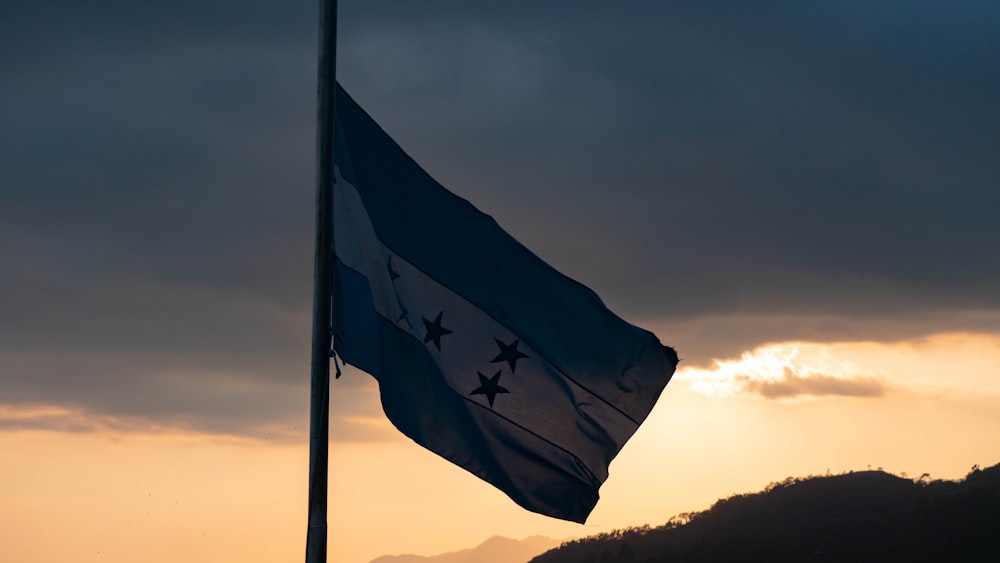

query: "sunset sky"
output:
3 2 999 563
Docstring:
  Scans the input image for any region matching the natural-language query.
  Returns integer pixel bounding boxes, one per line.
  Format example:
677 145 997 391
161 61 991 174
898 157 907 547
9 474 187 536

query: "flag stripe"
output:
334 88 674 424
334 172 637 481
337 256 601 475
334 261 600 521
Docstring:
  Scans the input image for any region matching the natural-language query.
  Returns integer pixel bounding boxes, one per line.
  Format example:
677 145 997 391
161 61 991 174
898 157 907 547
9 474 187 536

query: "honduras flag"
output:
331 85 677 523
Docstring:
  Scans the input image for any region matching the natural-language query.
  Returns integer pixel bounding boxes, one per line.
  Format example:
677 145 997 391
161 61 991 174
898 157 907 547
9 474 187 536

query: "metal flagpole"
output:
306 0 337 562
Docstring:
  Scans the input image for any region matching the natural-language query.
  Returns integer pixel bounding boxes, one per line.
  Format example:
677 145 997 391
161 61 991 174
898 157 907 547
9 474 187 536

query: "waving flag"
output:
331 85 677 523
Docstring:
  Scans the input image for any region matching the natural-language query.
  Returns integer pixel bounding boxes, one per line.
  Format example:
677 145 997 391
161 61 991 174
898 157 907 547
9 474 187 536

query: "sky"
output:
2 1 999 562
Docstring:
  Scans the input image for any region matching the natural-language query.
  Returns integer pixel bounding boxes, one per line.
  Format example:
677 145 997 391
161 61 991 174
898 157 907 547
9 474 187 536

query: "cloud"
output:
676 341 889 400
334 2 1000 320
737 367 885 399
0 367 393 443
646 310 1000 367
675 333 1000 402
0 404 161 434
5 2 999 323
2 3 998 436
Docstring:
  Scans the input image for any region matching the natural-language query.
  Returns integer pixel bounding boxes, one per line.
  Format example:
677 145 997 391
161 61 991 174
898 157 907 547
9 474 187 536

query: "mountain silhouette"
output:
532 463 1000 562
370 535 562 563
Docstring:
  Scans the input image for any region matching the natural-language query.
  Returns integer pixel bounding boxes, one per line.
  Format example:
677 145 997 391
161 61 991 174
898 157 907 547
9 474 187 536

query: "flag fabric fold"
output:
331 84 677 523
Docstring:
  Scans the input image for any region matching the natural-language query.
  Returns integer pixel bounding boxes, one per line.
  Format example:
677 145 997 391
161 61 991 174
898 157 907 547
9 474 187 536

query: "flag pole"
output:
306 0 337 562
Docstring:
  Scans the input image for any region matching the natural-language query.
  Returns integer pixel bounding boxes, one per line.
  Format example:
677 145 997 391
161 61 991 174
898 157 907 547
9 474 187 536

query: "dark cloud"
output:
738 368 886 400
2 2 998 437
337 1 1000 319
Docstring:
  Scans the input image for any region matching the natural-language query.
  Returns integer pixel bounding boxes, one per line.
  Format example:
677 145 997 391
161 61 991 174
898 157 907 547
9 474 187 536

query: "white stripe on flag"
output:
333 167 637 482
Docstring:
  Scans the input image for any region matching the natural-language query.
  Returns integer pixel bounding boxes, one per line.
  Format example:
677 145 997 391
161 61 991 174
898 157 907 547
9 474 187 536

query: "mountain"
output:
371 535 563 563
531 462 1000 562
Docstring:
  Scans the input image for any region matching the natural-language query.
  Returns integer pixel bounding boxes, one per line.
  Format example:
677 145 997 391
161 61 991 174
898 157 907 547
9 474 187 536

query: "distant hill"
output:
371 535 562 563
532 463 1000 563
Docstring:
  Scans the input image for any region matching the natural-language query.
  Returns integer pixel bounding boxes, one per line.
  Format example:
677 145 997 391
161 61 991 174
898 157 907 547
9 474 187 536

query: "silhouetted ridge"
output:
532 462 1000 563
370 535 562 563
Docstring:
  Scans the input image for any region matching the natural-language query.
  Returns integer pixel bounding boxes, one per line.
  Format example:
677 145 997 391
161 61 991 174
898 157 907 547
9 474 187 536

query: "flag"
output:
331 85 677 523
